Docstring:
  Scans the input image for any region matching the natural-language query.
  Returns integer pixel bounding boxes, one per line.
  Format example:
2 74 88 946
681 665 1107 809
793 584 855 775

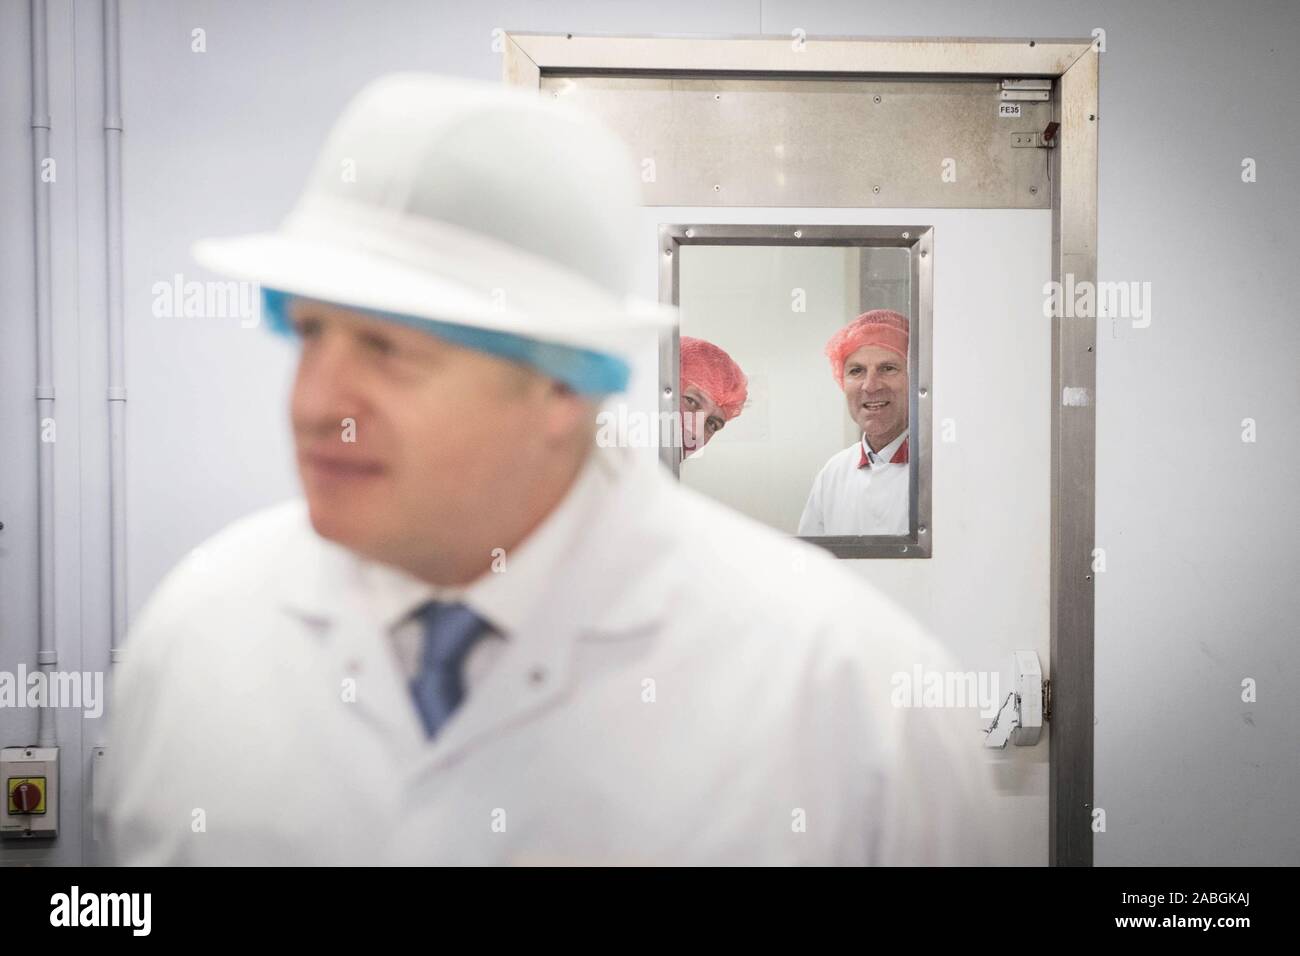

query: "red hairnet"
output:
824 310 909 388
680 336 748 420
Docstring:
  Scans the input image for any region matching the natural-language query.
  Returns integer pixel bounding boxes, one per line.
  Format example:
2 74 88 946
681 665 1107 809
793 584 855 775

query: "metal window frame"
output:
659 223 933 559
503 31 1098 868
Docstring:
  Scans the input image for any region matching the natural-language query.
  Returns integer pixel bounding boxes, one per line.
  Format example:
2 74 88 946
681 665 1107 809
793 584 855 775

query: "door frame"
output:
503 31 1099 867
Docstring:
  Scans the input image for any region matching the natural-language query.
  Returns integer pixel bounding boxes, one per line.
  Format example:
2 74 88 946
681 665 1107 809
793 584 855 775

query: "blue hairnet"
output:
260 287 629 395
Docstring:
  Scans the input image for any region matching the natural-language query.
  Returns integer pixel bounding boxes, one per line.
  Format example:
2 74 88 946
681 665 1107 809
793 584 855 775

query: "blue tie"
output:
409 601 489 739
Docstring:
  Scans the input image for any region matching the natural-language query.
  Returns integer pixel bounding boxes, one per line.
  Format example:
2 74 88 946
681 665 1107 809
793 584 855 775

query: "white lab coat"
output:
798 431 911 536
101 444 990 865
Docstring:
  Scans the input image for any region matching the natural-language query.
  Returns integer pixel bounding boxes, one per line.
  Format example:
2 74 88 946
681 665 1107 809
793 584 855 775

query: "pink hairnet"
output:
680 336 748 420
824 310 909 388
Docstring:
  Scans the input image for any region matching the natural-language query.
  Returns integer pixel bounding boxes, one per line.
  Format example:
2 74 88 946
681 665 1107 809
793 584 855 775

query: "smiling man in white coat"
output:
799 310 912 537
101 74 991 866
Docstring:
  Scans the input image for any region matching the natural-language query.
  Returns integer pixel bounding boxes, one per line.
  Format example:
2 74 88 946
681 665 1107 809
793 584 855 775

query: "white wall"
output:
2 0 1297 866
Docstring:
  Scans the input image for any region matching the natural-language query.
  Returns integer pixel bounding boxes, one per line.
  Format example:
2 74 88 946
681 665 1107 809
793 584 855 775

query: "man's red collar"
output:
859 436 909 469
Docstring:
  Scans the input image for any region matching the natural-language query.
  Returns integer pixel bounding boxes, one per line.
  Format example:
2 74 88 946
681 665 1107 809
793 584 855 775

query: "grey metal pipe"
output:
104 0 127 671
30 0 56 749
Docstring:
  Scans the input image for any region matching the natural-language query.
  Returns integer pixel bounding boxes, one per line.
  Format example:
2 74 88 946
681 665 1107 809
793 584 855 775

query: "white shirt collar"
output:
862 428 909 465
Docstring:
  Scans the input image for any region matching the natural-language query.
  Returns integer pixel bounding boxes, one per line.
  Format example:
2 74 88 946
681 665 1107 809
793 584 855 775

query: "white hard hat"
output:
192 73 672 381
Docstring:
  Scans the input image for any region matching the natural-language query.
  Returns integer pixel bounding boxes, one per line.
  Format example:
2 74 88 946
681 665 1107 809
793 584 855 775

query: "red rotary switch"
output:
12 780 42 813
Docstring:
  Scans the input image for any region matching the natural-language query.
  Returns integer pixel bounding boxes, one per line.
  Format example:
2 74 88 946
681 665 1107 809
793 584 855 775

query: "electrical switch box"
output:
1 746 59 837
